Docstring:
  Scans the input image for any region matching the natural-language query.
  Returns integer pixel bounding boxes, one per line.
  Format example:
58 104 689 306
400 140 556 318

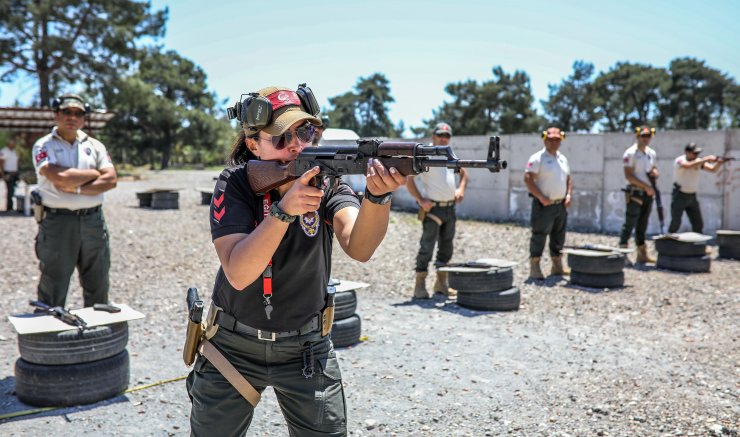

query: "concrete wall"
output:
389 129 740 234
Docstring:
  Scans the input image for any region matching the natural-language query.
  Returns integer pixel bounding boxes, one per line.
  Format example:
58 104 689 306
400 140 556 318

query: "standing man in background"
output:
524 127 572 279
312 114 330 146
32 94 117 307
668 142 724 234
619 126 657 264
0 136 19 211
407 122 468 299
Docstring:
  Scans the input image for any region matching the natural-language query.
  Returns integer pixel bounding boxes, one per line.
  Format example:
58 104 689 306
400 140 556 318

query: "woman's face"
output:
248 120 315 163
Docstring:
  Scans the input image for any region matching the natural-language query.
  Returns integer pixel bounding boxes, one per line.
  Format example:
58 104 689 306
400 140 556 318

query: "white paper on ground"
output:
8 303 145 335
330 280 370 293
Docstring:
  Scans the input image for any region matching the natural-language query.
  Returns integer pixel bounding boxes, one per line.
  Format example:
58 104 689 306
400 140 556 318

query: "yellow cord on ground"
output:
0 375 188 421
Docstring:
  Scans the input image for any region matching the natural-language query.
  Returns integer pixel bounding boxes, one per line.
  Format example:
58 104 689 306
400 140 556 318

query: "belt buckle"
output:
257 330 276 341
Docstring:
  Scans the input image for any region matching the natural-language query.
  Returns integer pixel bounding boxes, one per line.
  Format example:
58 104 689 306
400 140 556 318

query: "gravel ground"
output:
0 170 738 436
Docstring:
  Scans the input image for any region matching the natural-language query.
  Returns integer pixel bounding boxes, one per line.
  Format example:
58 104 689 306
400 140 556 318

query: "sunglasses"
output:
60 109 86 118
436 134 451 139
261 122 316 150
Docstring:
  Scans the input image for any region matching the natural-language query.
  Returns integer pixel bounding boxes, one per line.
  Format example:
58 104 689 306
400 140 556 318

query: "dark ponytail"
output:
227 129 258 166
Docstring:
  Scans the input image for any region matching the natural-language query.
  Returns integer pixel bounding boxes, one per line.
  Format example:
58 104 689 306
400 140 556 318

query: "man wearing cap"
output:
312 114 329 146
524 127 572 279
407 122 468 298
0 136 20 211
668 142 724 234
31 94 117 307
619 126 658 264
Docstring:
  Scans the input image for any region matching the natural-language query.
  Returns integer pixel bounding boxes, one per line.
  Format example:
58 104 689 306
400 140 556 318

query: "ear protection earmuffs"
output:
227 84 320 131
635 127 656 137
542 130 565 140
51 95 91 113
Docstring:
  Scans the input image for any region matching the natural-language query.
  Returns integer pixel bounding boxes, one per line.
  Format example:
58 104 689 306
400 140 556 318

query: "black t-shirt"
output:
209 166 360 331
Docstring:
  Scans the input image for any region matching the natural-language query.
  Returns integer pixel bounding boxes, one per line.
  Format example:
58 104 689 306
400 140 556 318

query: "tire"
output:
654 239 707 257
718 245 740 260
200 191 213 205
333 290 357 321
136 192 152 207
151 192 179 209
446 267 513 292
716 231 740 247
18 322 128 365
570 271 624 289
656 254 711 272
567 251 625 274
457 287 520 311
15 349 130 407
331 314 361 348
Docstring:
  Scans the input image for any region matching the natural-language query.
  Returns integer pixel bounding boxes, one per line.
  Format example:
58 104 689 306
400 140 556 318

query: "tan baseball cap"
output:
252 86 321 136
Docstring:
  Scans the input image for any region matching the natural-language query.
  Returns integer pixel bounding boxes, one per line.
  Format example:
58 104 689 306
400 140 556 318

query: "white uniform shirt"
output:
0 146 19 172
413 143 457 202
623 143 656 187
525 148 570 200
32 127 114 209
673 154 702 193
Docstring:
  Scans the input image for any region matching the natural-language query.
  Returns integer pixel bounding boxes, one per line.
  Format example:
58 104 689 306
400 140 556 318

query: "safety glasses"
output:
263 122 316 150
60 109 86 118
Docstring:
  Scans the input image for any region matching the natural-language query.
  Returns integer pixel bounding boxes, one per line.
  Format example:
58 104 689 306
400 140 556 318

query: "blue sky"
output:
2 0 739 132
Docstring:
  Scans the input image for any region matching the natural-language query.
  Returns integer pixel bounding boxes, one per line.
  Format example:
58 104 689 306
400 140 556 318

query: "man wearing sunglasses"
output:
619 125 658 264
31 93 117 308
668 142 724 234
407 122 468 299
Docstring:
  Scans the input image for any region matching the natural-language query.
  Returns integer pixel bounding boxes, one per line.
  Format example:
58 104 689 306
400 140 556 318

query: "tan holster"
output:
625 192 644 206
321 305 335 337
186 304 261 407
417 209 442 225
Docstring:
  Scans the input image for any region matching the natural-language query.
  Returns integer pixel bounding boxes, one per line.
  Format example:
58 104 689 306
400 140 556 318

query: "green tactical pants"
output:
668 190 703 234
415 205 456 272
35 209 110 307
619 193 653 246
187 327 347 437
529 199 568 257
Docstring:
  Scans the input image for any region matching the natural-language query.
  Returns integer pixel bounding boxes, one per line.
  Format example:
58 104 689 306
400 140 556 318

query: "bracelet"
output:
269 202 297 223
364 189 392 205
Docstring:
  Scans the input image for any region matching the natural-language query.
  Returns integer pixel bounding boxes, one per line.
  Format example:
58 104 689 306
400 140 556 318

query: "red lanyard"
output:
261 193 273 301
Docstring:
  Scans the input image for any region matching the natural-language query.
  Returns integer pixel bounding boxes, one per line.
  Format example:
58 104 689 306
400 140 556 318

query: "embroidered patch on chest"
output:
300 211 320 237
84 147 92 156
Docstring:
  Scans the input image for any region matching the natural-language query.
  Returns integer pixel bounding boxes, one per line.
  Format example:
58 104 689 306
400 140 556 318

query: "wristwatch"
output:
269 202 297 223
364 189 392 205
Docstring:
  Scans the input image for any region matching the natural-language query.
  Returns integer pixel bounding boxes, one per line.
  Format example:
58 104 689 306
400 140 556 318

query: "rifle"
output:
646 172 664 234
29 300 87 331
183 287 204 366
246 137 507 195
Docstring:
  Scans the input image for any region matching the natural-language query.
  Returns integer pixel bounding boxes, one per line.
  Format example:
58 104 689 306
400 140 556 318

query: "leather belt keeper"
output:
215 312 321 341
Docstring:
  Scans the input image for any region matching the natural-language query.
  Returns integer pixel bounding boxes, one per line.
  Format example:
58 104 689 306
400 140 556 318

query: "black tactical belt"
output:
431 200 455 207
216 312 320 341
550 198 565 205
44 205 101 216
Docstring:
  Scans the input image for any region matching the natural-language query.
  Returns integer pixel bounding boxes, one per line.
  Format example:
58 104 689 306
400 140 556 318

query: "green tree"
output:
663 57 734 129
101 48 229 169
591 62 669 132
427 66 544 135
542 60 596 132
0 0 167 106
327 73 398 137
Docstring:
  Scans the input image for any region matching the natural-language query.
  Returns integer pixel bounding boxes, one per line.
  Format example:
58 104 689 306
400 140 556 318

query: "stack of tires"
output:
14 323 130 407
199 189 213 205
329 282 362 348
445 266 520 311
655 235 711 273
716 230 740 260
567 249 626 288
151 191 179 209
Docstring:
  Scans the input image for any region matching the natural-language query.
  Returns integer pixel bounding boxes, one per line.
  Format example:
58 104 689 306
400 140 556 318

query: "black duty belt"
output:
216 312 320 341
550 198 565 205
431 200 455 207
624 186 647 196
44 206 101 216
